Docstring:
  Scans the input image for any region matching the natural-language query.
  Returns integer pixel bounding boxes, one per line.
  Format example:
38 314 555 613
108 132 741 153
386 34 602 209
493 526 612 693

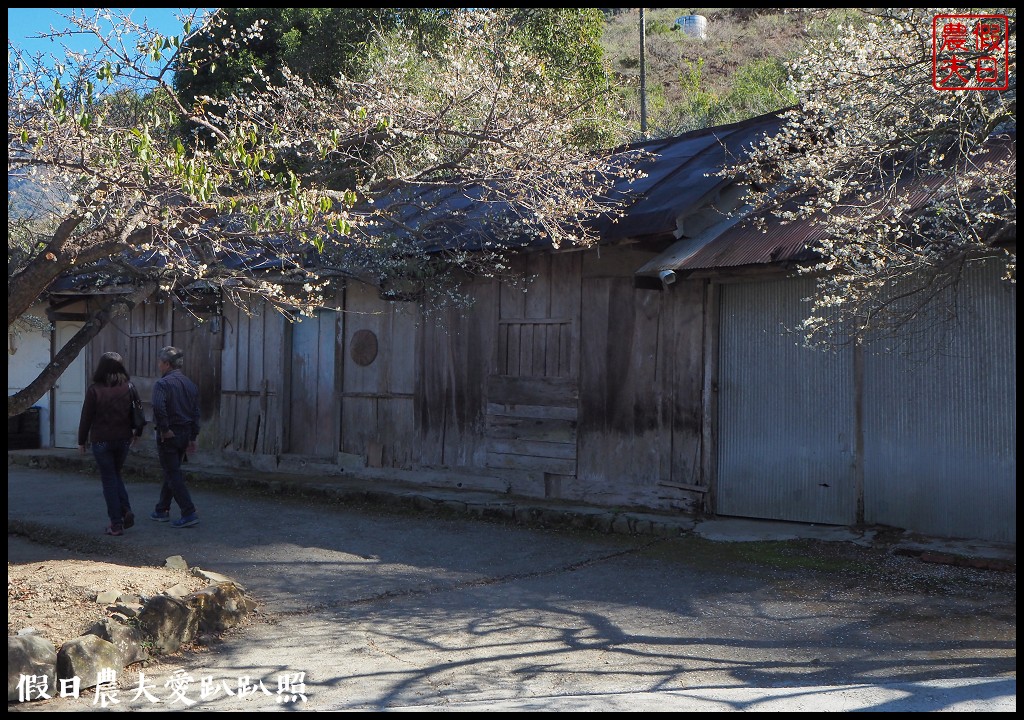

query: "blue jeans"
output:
92 440 133 527
155 431 196 517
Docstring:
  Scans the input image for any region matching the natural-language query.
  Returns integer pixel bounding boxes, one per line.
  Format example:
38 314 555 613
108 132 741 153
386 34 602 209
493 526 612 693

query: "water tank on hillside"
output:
675 15 708 40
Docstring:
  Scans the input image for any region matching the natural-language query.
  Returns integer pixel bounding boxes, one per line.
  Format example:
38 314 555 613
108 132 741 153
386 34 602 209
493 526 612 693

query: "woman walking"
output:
78 351 142 535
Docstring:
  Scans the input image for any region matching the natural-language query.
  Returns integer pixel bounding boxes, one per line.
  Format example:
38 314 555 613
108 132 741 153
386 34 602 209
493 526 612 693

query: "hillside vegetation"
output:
601 8 853 138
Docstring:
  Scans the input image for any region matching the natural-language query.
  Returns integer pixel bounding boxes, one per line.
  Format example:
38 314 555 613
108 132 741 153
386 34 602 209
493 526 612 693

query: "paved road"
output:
7 465 1016 712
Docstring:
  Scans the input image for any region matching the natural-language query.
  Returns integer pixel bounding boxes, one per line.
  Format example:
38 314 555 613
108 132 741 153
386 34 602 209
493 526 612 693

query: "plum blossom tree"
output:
8 8 644 416
726 7 1015 349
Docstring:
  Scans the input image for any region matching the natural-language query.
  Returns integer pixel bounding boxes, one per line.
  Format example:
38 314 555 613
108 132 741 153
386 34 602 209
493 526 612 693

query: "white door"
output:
53 322 87 448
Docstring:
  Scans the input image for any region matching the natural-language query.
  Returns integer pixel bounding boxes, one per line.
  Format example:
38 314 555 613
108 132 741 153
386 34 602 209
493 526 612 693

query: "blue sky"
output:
7 8 211 57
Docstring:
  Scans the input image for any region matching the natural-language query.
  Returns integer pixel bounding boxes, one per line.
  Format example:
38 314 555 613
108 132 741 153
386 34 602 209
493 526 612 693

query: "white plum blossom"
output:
8 8 645 415
724 7 1015 350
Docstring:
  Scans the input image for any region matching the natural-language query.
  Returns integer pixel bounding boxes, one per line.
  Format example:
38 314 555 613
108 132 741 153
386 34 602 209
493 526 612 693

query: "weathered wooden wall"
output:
92 296 221 447
407 245 705 511
68 241 1013 541
483 251 582 493
416 276 497 468
576 245 705 511
220 304 285 455
77 246 706 514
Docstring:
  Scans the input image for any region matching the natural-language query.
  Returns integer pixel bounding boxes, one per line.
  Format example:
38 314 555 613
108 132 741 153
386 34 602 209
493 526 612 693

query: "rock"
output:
163 582 192 598
186 582 252 633
95 589 120 604
56 634 121 690
164 555 188 571
111 603 143 618
84 617 149 666
8 635 56 702
137 594 197 655
192 567 242 588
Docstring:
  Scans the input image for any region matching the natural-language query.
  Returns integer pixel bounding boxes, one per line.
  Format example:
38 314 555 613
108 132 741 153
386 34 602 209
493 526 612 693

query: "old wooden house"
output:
31 111 1016 543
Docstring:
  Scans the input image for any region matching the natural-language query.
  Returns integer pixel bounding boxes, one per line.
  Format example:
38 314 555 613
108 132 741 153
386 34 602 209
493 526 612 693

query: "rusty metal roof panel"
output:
644 130 1015 274
677 214 823 270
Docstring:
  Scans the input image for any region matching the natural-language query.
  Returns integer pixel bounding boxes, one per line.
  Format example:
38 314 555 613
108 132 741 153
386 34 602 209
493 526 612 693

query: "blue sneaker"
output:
171 513 199 528
150 511 170 522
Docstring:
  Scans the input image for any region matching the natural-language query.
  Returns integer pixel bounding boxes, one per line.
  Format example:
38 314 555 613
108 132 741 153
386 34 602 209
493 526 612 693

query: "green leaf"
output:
20 129 28 143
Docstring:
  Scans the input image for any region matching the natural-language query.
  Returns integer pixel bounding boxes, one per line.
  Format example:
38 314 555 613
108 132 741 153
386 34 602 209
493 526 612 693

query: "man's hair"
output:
158 346 185 370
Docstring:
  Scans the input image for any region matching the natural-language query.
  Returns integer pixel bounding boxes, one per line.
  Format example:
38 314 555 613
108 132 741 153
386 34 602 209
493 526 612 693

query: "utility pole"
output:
639 7 647 136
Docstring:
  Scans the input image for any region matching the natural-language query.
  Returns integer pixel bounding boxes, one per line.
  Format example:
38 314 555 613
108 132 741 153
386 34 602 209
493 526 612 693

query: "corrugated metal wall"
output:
716 259 1016 542
862 259 1016 542
717 277 857 525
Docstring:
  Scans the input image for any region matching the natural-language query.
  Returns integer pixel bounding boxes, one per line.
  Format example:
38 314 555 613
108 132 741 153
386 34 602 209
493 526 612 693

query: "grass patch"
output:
637 535 874 576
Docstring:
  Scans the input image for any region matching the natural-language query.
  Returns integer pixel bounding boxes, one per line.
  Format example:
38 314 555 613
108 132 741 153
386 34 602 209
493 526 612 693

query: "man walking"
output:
150 346 202 528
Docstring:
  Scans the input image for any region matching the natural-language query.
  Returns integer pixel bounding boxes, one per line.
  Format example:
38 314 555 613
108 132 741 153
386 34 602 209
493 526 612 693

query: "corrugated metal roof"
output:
594 112 784 242
350 109 787 251
639 130 1016 276
47 113 793 296
46 113 1012 295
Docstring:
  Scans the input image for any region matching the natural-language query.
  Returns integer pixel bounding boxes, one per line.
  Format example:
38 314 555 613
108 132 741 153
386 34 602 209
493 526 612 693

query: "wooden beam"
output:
658 481 709 494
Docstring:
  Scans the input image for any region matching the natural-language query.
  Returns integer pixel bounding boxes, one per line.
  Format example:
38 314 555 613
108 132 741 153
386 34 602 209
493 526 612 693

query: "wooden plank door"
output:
340 283 418 467
287 309 339 457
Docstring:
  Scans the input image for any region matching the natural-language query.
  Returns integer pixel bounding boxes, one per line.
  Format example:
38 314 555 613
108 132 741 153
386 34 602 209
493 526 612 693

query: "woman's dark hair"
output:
92 353 131 386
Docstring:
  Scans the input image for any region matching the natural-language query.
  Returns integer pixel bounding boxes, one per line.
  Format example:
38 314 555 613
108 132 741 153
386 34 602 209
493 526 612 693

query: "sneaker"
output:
122 511 135 530
150 511 170 522
104 525 124 536
171 514 199 528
